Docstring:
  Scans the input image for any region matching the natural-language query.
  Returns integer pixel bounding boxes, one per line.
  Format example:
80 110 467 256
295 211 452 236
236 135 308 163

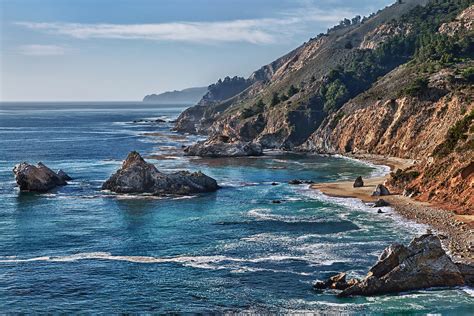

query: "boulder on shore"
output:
184 136 263 158
102 151 219 195
13 162 71 192
353 176 364 188
373 199 390 207
314 234 466 296
372 184 390 196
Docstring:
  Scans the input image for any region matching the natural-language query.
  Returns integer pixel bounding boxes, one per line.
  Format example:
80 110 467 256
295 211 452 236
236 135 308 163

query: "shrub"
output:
403 77 429 96
433 110 474 157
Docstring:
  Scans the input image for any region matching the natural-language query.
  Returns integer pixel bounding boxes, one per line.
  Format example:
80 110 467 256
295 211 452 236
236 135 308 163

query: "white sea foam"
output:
0 252 318 270
299 188 428 234
333 154 391 178
461 286 474 297
246 208 324 223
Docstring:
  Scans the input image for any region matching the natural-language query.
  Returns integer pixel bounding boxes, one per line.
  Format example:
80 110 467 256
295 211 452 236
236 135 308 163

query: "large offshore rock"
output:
184 136 263 158
102 151 219 195
13 162 70 192
338 234 465 296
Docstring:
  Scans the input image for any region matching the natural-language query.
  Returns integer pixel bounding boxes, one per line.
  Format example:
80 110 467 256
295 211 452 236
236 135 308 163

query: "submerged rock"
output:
318 234 466 297
184 136 263 158
353 176 364 188
313 272 359 291
102 151 219 195
372 184 390 196
13 162 70 192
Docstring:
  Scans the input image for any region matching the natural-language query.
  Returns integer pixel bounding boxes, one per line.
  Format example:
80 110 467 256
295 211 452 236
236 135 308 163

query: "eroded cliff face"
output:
302 65 472 158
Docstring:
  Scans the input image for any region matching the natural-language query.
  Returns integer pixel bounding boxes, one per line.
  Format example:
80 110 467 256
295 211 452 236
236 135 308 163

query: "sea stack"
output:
13 162 71 192
353 176 364 187
102 151 219 195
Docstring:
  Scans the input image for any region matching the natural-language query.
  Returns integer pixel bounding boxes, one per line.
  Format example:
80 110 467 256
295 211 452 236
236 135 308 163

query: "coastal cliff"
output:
175 0 473 212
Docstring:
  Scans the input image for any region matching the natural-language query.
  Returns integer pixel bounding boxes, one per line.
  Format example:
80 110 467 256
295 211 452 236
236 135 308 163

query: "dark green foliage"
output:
241 99 265 119
321 79 349 112
271 92 280 106
461 67 474 83
433 110 474 157
403 77 429 96
319 0 472 112
287 85 299 97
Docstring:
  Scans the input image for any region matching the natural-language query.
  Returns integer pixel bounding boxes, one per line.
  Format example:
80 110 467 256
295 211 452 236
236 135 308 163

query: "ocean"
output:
0 102 472 313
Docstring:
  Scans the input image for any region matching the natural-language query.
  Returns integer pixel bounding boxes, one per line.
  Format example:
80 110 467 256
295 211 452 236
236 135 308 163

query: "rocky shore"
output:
311 154 473 264
184 135 263 158
314 234 471 296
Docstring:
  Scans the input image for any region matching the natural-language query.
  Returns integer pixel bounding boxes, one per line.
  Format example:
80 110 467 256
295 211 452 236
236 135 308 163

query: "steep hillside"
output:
175 0 430 141
175 0 473 211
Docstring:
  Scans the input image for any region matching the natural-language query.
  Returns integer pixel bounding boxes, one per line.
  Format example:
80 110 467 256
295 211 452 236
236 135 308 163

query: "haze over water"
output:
0 102 472 313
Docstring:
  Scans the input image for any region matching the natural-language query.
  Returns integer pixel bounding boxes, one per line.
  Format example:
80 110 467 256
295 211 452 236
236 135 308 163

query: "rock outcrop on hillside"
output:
102 151 219 195
13 162 71 192
314 234 466 296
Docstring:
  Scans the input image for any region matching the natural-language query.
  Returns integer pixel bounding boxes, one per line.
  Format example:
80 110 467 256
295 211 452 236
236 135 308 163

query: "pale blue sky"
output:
0 0 393 101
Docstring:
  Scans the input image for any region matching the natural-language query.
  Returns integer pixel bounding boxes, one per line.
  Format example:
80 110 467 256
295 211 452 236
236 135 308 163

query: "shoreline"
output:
311 154 473 264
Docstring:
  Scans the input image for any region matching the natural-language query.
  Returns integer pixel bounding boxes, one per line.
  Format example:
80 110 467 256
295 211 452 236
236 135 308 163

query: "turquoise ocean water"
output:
0 102 472 313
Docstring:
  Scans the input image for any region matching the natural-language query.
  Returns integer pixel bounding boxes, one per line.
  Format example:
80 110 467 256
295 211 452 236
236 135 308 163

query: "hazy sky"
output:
0 0 393 101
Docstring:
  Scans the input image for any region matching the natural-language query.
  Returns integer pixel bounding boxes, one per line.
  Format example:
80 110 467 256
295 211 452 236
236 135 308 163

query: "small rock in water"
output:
288 179 303 185
377 209 384 214
353 176 364 188
272 200 282 204
271 182 279 186
372 184 390 196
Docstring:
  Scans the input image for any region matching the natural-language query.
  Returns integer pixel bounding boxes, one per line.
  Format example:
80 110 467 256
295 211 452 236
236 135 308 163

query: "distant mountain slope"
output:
143 87 208 104
174 0 473 212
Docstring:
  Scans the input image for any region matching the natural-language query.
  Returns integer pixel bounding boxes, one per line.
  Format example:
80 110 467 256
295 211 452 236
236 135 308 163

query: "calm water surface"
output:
0 102 472 313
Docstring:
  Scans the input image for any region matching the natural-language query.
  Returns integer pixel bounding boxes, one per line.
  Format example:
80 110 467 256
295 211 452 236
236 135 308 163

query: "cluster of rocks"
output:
13 162 72 192
288 179 314 185
12 152 219 196
132 118 168 124
313 234 470 296
184 136 263 158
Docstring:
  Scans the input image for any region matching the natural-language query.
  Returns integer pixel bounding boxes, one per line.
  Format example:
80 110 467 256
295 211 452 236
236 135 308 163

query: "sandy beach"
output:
311 154 473 264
